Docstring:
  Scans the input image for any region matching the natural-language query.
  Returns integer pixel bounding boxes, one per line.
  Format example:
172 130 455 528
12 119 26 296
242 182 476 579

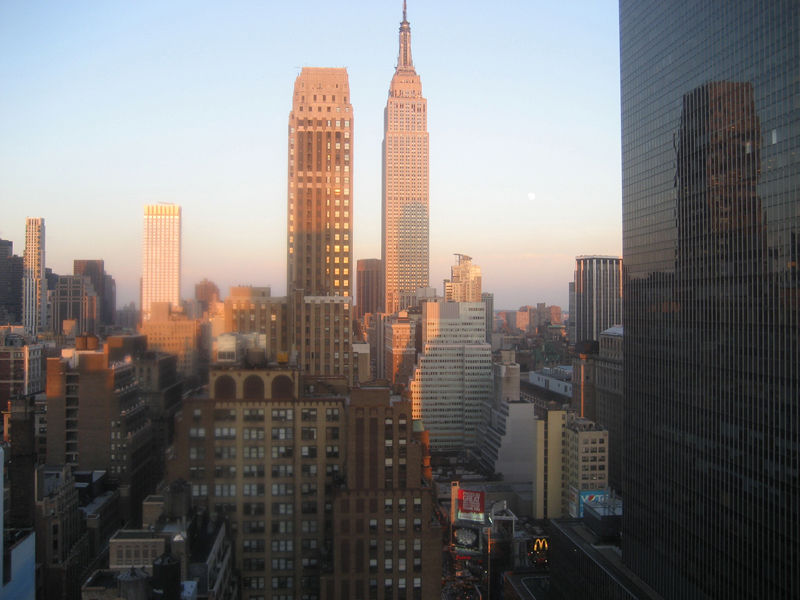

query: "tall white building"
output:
22 217 46 336
444 254 482 303
409 301 492 451
142 204 181 322
383 3 429 314
573 255 622 343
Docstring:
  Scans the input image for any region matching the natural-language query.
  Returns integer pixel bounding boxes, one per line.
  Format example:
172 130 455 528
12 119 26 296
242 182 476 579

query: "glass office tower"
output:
620 1 798 598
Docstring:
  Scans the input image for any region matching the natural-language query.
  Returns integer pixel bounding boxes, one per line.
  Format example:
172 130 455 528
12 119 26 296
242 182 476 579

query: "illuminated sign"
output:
452 526 481 551
459 489 484 514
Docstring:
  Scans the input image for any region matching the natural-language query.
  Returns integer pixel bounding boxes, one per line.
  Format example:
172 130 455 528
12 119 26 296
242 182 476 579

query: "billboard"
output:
458 489 484 516
575 489 608 518
452 525 481 552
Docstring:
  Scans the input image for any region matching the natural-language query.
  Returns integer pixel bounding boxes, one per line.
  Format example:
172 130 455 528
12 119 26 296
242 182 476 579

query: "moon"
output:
527 192 536 201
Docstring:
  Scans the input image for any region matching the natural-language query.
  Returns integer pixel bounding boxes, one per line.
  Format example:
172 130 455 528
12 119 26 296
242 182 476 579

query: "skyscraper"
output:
383 2 429 314
444 253 482 302
409 302 491 450
22 217 46 336
142 204 181 322
356 258 382 320
287 68 354 384
572 255 622 343
621 1 799 598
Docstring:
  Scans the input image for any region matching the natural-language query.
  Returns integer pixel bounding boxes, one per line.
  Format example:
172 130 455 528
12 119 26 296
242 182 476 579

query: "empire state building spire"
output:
383 0 429 315
397 1 414 72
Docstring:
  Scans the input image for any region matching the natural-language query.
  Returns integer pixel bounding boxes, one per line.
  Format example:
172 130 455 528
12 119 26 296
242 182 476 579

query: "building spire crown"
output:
397 1 414 71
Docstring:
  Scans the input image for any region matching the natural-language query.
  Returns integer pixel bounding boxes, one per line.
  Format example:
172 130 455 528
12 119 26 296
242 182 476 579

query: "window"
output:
272 427 293 440
215 446 236 459
243 558 266 571
243 576 265 589
214 465 236 478
326 464 340 476
413 518 422 532
272 558 294 570
302 427 317 440
271 446 292 459
302 446 317 458
244 465 265 478
326 426 339 440
272 464 294 477
301 520 318 533
244 428 265 441
189 466 205 479
192 484 207 497
326 445 339 458
243 520 266 534
215 484 236 497
302 483 318 496
214 409 236 421
215 427 236 440
271 576 293 589
272 501 294 515
385 518 393 533
385 499 393 513
189 446 205 460
243 539 266 552
369 519 378 533
301 501 318 514
243 503 265 515
189 427 205 439
271 483 293 496
398 498 407 512
271 520 293 534
413 498 422 512
269 408 289 421
385 559 393 572
301 408 317 421
326 408 340 421
398 518 407 532
302 464 317 477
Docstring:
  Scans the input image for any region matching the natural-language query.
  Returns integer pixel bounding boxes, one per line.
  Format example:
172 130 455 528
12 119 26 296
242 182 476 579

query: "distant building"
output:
477 350 537 481
481 293 494 343
563 414 609 518
0 448 36 600
382 310 420 387
50 274 98 337
74 260 114 328
571 340 599 421
35 465 92 600
382 3 429 315
0 239 23 325
356 258 382 319
572 255 621 343
194 278 220 312
0 330 44 413
409 302 491 451
142 204 181 322
444 254 482 303
23 217 46 336
139 302 201 381
167 362 345 600
286 68 355 386
595 326 622 493
223 287 288 359
324 386 442 600
46 335 153 524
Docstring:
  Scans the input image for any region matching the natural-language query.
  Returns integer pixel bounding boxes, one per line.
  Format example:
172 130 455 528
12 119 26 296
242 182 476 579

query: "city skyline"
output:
0 1 622 310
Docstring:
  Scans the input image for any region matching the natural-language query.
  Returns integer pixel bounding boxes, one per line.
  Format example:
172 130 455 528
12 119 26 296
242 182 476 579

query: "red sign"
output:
458 489 485 514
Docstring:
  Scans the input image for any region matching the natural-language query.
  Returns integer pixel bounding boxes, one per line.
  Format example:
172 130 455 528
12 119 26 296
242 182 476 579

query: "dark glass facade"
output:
621 1 799 598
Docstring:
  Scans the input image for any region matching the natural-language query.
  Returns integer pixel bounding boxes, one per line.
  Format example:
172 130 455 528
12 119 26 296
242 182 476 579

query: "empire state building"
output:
382 1 429 314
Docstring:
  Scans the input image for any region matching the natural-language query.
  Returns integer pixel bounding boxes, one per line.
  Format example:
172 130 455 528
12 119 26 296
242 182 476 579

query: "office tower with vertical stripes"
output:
383 2 429 314
142 204 181 322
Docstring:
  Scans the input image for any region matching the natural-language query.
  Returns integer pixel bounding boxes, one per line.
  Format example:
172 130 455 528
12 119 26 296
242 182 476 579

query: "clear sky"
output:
0 0 622 311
